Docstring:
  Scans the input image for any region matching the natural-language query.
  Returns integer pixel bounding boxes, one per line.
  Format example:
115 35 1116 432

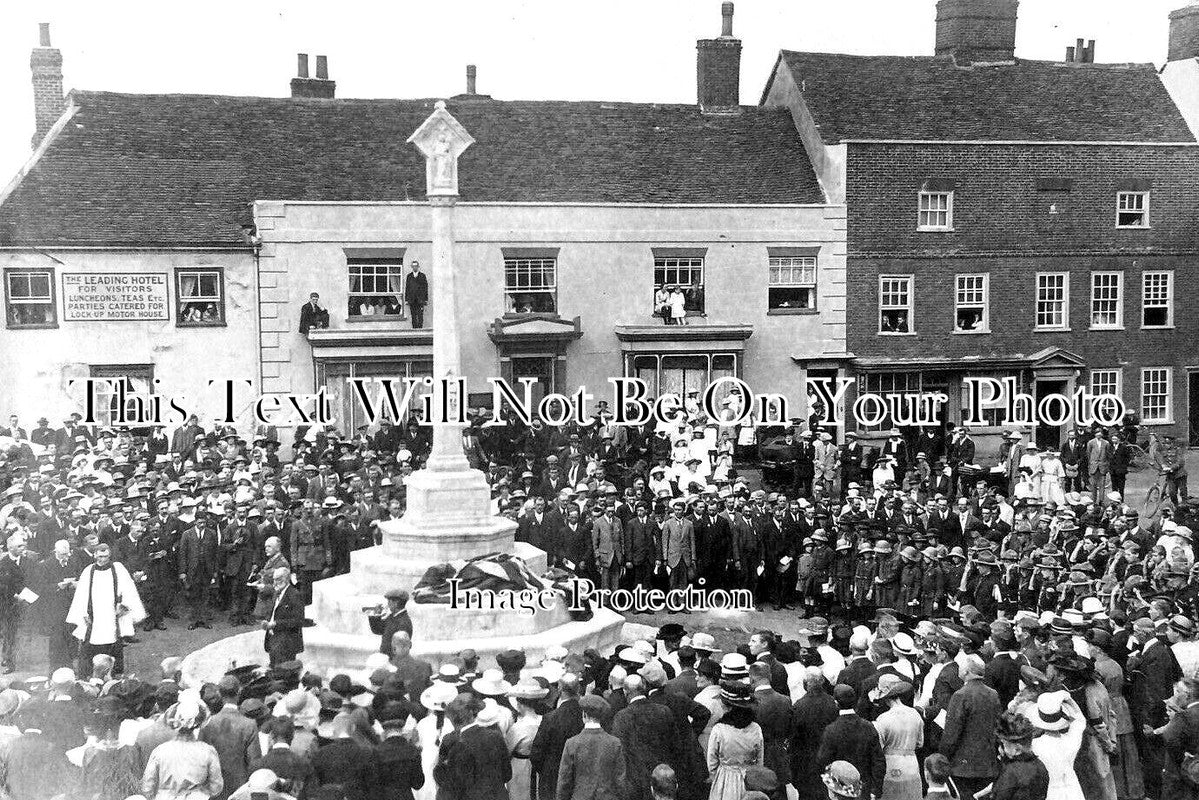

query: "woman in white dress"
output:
415 682 459 800
1024 690 1085 800
1018 444 1043 499
669 286 687 326
506 680 547 800
1039 449 1067 506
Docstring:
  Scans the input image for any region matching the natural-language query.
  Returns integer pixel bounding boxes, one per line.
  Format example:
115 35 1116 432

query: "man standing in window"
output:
405 260 428 328
298 292 329 335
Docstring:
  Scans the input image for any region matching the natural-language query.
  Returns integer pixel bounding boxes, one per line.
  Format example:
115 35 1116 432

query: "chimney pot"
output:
466 64 477 95
1086 39 1095 62
38 23 51 48
1065 45 1075 62
291 53 335 98
721 2 734 37
935 0 1019 64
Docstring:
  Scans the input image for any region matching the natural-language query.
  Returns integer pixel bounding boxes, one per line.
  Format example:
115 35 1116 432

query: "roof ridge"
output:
68 89 774 112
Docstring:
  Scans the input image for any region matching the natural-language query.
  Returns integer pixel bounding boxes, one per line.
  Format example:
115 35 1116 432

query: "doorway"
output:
510 356 555 407
1034 379 1067 450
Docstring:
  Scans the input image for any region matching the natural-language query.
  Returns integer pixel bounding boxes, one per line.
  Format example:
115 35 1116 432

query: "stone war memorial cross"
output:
180 102 625 679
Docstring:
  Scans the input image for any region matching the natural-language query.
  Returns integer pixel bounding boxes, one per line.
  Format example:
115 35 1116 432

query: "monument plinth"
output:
182 102 623 683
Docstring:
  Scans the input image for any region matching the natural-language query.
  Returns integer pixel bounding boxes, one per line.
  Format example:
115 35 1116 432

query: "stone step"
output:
179 609 629 685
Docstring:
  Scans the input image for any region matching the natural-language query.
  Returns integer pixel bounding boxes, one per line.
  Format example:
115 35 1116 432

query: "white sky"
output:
0 0 1188 181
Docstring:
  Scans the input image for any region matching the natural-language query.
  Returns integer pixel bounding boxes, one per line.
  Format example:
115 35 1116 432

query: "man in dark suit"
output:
663 646 699 699
612 675 682 800
622 502 659 592
749 662 793 798
257 506 292 563
792 431 816 498
815 685 884 800
298 292 330 335
199 675 263 800
835 633 876 697
840 433 868 490
557 694 627 800
178 515 219 629
643 664 709 800
939 658 1001 800
518 497 555 553
791 669 838 800
263 567 305 666
434 697 511 800
531 675 586 800
35 539 84 669
982 629 1026 709
1129 616 1183 800
221 505 257 625
0 535 33 673
367 589 413 655
404 261 429 329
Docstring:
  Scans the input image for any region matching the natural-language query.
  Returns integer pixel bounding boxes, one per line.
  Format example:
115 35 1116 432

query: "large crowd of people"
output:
0 393 1193 800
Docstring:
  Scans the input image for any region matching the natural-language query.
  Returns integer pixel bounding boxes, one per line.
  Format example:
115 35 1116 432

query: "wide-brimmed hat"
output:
690 632 717 653
1029 691 1072 733
1049 652 1095 678
1019 665 1051 691
869 674 912 703
874 541 893 555
822 761 863 800
1170 615 1196 636
973 550 999 567
618 647 649 666
420 681 460 712
471 669 513 697
509 679 549 701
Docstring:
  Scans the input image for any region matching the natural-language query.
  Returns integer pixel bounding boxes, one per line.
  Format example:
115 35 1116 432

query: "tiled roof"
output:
0 92 824 247
775 52 1196 144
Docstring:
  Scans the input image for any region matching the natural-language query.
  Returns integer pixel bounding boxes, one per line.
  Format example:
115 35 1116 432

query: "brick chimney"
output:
935 0 1019 64
696 2 741 112
1065 38 1095 63
1169 2 1199 61
290 53 336 99
30 23 65 147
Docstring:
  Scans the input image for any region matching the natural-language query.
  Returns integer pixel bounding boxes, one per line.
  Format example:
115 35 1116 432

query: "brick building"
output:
0 9 849 433
763 0 1199 449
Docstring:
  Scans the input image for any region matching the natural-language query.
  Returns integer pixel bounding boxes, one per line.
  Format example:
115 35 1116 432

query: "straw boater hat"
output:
719 680 755 708
1029 691 1073 733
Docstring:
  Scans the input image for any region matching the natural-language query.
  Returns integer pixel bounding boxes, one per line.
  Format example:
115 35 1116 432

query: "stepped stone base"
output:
181 607 627 684
180 463 625 685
